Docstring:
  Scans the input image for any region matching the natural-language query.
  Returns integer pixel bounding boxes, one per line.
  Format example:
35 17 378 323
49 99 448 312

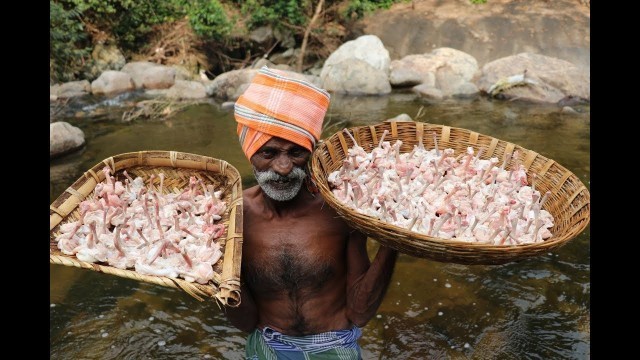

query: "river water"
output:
50 91 590 359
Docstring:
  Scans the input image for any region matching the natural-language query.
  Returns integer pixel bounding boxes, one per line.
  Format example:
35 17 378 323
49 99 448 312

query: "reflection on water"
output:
50 92 590 359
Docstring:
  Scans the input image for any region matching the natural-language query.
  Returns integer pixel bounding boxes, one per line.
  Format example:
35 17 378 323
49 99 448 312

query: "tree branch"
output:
296 0 325 72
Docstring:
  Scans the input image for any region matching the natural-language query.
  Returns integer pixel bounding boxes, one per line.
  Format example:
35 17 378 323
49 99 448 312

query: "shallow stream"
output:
50 92 590 359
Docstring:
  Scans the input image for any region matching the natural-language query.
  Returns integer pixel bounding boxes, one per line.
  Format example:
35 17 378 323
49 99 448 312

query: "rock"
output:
273 27 296 49
171 65 197 81
412 84 444 100
452 82 479 98
144 89 171 97
206 67 310 100
320 35 391 80
269 48 299 65
221 101 235 110
120 62 157 82
249 26 273 44
234 83 251 100
141 66 176 90
320 58 391 95
205 69 260 100
305 61 324 77
389 66 432 87
52 80 91 98
558 95 589 107
252 58 295 72
303 74 323 88
121 61 176 89
477 53 590 104
166 80 207 99
385 113 414 122
251 58 274 69
50 122 85 158
90 71 135 95
561 106 579 114
389 47 479 98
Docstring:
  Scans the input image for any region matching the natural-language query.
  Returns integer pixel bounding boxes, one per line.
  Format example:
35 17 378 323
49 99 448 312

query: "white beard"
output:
254 167 307 201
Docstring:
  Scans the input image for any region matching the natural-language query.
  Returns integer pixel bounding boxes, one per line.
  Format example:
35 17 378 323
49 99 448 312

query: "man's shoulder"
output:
243 185 261 198
242 186 261 207
243 185 260 194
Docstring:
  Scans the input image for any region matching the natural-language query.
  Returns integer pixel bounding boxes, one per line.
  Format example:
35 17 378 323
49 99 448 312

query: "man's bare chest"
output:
242 222 346 294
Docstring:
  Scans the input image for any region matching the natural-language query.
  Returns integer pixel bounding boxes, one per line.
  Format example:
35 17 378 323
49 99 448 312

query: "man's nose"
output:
272 154 293 176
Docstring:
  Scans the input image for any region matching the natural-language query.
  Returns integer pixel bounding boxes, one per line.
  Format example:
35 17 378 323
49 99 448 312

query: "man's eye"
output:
260 150 276 158
289 149 305 158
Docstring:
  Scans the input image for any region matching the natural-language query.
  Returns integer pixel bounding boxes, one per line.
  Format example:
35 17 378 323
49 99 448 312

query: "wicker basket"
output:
50 151 243 305
310 121 590 265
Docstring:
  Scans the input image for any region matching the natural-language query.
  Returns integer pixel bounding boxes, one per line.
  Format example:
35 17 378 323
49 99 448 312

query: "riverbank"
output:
50 1 590 159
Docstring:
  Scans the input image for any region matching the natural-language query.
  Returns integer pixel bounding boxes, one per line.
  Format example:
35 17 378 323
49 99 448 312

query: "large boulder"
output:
120 61 176 89
390 47 479 98
50 122 85 158
320 35 391 94
321 59 391 95
476 53 590 104
321 35 390 76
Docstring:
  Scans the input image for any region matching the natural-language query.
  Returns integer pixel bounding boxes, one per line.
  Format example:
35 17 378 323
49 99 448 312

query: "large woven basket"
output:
50 151 243 305
310 121 590 265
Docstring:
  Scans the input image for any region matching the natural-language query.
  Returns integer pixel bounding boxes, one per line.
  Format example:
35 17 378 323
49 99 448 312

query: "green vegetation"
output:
470 0 487 4
185 0 235 39
239 0 307 28
341 0 396 19
63 0 183 51
50 0 405 84
50 1 91 83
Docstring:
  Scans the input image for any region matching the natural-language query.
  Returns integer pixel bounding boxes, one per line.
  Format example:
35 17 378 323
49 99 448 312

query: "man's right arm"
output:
224 192 259 332
223 280 258 332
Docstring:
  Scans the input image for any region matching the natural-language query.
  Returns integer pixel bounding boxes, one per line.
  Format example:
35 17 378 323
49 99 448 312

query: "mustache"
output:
254 167 307 182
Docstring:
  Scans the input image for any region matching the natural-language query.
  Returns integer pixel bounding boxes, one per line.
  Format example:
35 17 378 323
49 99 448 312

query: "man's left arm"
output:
345 229 399 327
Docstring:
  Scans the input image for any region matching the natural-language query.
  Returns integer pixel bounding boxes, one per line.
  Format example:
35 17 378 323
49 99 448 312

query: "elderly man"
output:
224 66 399 359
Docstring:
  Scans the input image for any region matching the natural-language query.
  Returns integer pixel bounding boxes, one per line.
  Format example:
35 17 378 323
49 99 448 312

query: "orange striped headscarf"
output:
234 66 330 160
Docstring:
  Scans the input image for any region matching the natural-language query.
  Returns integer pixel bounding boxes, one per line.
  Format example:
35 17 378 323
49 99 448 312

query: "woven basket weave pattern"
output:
50 151 243 305
310 121 590 265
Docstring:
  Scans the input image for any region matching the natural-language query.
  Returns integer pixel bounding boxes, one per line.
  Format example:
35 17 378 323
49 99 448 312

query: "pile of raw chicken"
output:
328 129 554 245
55 167 227 284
